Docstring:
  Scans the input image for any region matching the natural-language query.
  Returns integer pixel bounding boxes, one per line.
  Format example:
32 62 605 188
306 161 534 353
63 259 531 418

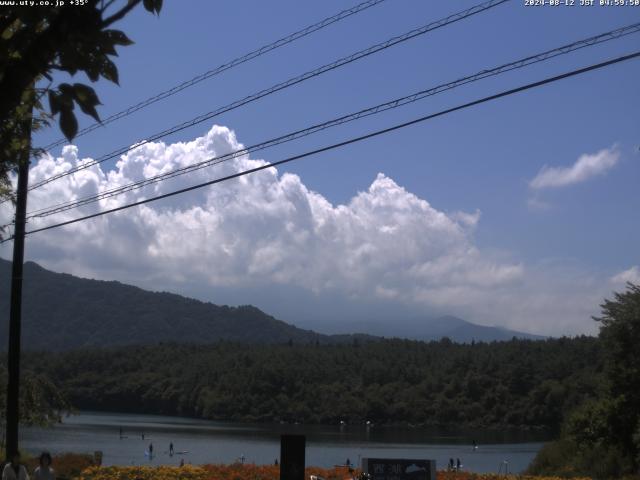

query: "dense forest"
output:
22 336 601 431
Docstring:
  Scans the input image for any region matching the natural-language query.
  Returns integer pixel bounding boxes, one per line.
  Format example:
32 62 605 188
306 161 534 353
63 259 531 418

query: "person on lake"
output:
169 442 174 456
346 458 351 466
2 451 29 480
149 443 153 456
33 452 54 480
448 458 454 471
456 458 461 471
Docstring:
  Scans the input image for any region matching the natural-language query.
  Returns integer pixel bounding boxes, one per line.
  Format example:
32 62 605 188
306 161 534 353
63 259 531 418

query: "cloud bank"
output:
0 126 621 335
529 147 619 190
611 266 640 285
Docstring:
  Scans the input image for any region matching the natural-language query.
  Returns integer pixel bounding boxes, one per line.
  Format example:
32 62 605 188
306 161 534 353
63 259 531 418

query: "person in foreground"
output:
33 453 54 480
2 451 29 480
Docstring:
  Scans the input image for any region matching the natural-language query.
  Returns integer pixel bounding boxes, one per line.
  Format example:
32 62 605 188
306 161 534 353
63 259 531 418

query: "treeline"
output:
23 336 601 431
0 365 71 427
526 284 640 478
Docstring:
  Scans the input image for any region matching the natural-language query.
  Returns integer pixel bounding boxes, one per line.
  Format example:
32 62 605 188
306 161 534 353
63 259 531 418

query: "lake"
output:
21 412 548 474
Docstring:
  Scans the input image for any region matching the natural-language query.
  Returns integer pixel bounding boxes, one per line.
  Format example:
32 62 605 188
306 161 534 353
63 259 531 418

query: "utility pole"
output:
4 109 32 459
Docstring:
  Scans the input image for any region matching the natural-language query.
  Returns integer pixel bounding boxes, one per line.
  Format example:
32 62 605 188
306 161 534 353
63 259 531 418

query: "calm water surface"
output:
21 412 548 473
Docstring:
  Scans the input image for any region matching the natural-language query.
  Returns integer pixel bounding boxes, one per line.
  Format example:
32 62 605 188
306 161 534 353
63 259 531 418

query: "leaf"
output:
143 0 162 14
103 29 134 46
99 40 118 56
58 45 80 76
58 83 74 98
99 56 119 85
48 91 61 115
79 103 100 123
73 83 101 107
56 85 75 114
73 83 102 123
84 61 101 82
59 108 78 141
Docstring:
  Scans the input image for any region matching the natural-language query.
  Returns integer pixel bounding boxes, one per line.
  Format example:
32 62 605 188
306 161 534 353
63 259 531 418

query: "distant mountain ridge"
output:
0 258 542 350
405 315 545 342
317 314 544 343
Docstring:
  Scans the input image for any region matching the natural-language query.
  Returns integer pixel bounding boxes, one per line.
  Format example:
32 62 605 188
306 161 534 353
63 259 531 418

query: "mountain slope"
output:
314 315 544 342
0 259 328 350
413 315 545 342
0 259 543 349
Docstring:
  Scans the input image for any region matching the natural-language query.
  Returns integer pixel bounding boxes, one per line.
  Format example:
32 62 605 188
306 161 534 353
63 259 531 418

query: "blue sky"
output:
4 0 639 336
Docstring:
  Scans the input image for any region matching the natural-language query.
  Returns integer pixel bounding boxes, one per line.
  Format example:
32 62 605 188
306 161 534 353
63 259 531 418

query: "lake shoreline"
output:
22 411 547 473
59 408 555 434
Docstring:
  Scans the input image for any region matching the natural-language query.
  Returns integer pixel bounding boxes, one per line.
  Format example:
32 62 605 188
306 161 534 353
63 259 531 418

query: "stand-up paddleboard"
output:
176 451 189 455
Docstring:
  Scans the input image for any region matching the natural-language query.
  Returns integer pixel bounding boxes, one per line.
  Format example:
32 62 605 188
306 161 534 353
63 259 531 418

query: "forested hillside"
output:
24 336 601 431
0 259 335 349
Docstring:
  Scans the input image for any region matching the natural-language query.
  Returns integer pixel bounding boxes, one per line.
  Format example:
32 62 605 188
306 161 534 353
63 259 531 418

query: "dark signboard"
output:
362 458 436 480
280 435 306 480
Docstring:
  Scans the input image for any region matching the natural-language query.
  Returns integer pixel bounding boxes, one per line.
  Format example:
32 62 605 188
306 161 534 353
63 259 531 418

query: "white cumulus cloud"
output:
0 125 619 336
529 147 619 190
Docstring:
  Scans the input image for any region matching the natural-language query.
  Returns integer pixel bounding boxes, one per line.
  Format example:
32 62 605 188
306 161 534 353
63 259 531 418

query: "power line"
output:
4 50 636 243
29 0 510 191
42 0 390 151
22 22 640 220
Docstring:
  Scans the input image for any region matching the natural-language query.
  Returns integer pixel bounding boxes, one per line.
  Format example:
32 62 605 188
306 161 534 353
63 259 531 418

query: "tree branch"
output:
101 0 142 28
100 0 118 13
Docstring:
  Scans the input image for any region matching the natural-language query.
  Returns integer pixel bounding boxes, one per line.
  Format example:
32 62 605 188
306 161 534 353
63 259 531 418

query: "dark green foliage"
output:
0 0 162 202
49 82 102 139
21 336 601 430
595 283 640 466
526 438 581 477
0 365 71 428
526 437 631 479
527 283 640 478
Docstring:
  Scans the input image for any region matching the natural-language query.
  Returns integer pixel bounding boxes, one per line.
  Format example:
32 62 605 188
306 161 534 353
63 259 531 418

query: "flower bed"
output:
75 464 360 480
437 472 593 480
45 460 614 480
74 464 208 480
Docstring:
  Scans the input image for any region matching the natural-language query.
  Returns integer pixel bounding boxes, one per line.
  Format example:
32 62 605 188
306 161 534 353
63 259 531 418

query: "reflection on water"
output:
21 412 548 473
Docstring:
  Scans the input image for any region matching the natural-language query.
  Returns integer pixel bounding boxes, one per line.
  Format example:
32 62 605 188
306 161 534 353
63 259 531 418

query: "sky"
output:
1 0 639 337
